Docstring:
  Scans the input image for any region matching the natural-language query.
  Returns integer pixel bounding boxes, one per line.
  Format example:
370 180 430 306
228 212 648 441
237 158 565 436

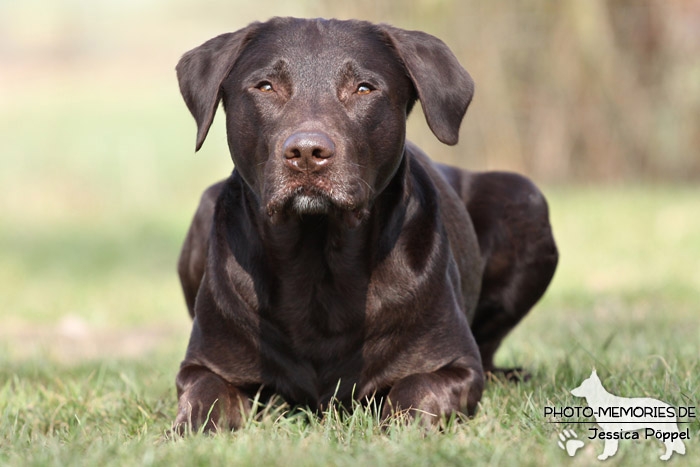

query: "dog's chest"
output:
259 250 371 403
271 271 366 354
264 224 368 343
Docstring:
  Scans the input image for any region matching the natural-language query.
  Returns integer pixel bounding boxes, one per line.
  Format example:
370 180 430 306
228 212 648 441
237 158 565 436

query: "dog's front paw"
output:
381 365 483 427
381 376 441 427
175 365 250 433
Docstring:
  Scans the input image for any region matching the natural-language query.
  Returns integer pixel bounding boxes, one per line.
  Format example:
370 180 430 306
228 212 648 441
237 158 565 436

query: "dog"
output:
173 17 558 431
571 370 687 460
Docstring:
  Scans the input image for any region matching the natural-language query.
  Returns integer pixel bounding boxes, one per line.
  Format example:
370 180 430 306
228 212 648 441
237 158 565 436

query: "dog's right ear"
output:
176 25 258 151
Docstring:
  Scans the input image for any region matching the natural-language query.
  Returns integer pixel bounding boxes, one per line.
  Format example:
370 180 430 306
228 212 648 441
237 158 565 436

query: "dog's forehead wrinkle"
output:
272 59 289 73
254 21 392 70
236 23 405 98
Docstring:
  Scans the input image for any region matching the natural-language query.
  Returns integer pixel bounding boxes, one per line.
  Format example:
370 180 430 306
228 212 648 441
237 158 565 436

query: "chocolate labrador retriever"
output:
174 17 557 431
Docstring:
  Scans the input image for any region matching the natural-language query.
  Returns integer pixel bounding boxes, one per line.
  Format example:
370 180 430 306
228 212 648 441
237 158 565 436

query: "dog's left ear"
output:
176 24 259 151
380 25 474 145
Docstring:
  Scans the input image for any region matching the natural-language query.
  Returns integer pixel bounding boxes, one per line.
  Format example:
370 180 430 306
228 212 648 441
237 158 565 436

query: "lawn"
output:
1 88 698 466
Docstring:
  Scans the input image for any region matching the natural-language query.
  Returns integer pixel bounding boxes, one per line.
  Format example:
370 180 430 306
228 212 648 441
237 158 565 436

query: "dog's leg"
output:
661 441 673 461
660 426 686 460
174 364 251 433
598 437 619 460
177 181 226 317
437 167 558 379
380 359 483 426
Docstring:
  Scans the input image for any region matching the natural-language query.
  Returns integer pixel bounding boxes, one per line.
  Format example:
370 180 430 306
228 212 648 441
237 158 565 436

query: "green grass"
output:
1 87 699 465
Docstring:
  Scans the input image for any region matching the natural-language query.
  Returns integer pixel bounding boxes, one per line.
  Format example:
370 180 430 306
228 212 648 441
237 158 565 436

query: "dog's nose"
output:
283 132 335 172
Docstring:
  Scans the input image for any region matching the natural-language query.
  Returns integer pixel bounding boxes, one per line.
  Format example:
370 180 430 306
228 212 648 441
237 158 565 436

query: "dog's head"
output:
177 18 473 225
570 369 601 398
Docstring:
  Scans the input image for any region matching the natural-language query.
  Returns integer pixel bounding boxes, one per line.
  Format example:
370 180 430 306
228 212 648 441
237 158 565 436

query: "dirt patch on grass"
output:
0 315 189 362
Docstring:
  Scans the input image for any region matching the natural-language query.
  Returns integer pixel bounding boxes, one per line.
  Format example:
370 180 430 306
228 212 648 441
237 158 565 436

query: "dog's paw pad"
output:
557 429 584 457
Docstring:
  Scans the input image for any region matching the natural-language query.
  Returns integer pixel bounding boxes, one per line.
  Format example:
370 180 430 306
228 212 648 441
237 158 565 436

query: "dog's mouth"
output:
290 191 333 215
265 183 368 227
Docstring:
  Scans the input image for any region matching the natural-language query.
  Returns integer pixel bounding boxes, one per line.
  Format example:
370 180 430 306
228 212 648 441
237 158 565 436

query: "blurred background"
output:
1 0 699 359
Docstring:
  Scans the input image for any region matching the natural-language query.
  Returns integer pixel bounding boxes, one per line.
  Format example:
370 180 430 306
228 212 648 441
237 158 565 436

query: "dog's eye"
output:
356 83 374 95
256 81 274 93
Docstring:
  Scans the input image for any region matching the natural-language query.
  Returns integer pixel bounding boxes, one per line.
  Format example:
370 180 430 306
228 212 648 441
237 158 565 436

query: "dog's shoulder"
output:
405 141 483 319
